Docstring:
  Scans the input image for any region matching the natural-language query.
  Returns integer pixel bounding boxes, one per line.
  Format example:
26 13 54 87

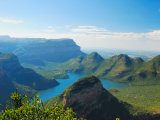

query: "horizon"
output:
0 0 160 51
0 35 160 52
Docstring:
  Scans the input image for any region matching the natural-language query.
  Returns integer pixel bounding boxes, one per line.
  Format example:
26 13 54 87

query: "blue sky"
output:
0 0 160 51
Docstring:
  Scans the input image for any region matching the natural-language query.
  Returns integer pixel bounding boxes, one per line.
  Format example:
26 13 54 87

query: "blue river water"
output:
38 73 128 101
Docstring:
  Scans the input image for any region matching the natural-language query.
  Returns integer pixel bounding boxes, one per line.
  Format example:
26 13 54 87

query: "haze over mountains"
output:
0 36 86 65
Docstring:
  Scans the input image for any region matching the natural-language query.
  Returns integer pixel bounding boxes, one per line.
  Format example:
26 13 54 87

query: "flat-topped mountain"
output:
46 76 130 120
0 36 86 65
15 39 86 64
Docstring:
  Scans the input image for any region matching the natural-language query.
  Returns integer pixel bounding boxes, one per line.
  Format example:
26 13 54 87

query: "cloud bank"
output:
0 25 160 51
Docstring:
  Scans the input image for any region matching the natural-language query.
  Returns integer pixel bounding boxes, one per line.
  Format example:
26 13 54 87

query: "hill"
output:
95 54 144 81
0 53 58 109
62 53 160 83
127 55 160 82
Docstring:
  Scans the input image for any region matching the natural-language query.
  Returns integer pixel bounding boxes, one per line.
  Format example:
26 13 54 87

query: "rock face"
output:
0 53 59 109
61 76 130 120
15 39 86 64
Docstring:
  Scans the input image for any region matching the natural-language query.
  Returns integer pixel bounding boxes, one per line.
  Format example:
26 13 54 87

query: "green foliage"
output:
0 92 79 120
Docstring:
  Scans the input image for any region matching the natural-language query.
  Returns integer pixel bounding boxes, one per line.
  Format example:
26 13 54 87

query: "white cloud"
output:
1 25 160 51
70 26 160 51
0 17 23 24
147 30 160 40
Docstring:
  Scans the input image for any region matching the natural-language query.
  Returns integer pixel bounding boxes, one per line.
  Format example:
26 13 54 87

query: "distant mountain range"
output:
0 53 58 109
62 52 160 82
0 36 86 65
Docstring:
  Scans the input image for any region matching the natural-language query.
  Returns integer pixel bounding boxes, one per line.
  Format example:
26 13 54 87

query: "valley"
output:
1 1 160 119
0 37 160 119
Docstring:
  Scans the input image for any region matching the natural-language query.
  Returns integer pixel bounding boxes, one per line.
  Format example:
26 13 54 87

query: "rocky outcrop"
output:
60 76 130 120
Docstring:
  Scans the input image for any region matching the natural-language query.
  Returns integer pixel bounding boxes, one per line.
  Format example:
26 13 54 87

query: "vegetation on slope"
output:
95 54 143 81
0 92 80 120
111 85 160 114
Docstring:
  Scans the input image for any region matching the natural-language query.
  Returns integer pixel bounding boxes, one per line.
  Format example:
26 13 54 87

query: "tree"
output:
0 92 80 120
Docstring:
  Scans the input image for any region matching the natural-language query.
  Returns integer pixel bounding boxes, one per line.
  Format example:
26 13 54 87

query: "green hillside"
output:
62 52 104 74
112 85 160 114
63 52 160 83
0 53 59 109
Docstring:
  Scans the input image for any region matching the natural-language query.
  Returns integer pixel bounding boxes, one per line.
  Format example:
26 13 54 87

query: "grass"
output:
111 85 160 115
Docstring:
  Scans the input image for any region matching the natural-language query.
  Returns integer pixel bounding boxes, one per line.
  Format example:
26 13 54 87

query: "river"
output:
38 73 128 101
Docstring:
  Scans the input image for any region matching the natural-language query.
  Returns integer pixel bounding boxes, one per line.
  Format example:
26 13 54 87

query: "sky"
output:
0 0 160 51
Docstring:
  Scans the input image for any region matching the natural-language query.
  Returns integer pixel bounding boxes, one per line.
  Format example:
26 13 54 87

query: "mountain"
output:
46 76 130 120
15 39 86 64
0 36 86 65
95 54 144 81
64 52 104 73
126 55 160 82
0 53 58 90
0 53 59 109
63 53 144 81
64 53 160 83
